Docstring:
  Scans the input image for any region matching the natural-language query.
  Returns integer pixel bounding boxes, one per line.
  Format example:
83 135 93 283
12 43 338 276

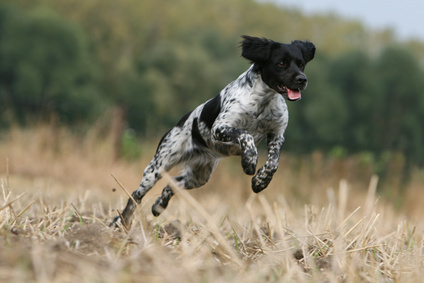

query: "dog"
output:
111 35 315 227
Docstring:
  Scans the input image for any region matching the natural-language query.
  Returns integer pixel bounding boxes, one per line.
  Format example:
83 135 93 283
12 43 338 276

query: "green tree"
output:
328 50 378 151
3 0 424 167
135 36 242 132
373 47 424 164
0 4 102 125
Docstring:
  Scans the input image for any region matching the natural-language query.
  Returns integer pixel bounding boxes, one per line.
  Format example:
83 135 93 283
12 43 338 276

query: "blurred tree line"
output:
1 0 424 166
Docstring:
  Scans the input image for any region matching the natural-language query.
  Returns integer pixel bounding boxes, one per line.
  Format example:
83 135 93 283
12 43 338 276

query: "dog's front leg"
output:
213 126 258 175
252 134 284 193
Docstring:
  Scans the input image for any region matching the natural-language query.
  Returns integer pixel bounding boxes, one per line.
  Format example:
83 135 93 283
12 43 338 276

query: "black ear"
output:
241 35 273 64
292 40 316 63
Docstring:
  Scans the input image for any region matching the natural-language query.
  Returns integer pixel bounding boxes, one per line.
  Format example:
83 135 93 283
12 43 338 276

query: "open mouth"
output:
276 85 301 101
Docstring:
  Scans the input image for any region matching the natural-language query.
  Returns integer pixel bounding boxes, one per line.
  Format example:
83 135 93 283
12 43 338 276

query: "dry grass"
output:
0 124 424 282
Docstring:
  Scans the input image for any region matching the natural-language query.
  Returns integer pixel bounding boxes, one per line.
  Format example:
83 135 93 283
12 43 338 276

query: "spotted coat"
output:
111 36 315 227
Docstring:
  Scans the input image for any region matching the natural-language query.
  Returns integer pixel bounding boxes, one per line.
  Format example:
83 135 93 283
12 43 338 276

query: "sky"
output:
271 0 424 41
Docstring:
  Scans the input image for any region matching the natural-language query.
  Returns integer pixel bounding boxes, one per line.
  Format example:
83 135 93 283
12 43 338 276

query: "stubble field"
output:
1 124 424 282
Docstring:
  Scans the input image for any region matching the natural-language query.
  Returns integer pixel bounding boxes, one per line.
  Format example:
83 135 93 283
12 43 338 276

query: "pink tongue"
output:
287 89 301 100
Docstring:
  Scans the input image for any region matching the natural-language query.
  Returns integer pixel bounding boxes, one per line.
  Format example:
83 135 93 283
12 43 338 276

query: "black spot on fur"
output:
176 111 193 128
155 110 193 154
192 118 208 148
200 94 221 129
155 129 171 153
175 176 184 182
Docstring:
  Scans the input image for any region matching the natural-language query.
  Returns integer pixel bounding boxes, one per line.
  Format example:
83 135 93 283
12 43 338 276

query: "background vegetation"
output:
1 0 424 168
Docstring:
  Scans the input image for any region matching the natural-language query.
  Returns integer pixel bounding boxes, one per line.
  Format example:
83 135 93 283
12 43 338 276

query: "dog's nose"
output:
295 75 307 84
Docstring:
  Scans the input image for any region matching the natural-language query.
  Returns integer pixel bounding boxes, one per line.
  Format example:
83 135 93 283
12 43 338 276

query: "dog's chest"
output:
224 93 288 139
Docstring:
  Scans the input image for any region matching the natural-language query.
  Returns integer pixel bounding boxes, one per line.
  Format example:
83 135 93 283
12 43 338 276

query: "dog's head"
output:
241 35 315 101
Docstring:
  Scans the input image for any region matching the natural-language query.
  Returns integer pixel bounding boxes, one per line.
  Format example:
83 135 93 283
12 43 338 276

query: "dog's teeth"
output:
277 85 287 92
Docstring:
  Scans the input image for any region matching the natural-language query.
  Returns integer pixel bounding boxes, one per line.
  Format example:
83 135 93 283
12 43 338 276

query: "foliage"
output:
1 0 424 165
0 4 104 126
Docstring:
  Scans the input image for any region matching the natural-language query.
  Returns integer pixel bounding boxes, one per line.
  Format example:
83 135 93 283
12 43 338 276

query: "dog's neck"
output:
243 64 276 95
241 65 281 113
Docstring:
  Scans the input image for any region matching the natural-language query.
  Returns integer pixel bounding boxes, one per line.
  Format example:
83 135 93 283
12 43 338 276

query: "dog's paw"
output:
151 204 164 217
109 215 123 228
152 197 169 217
242 160 257 175
109 210 134 229
251 167 272 193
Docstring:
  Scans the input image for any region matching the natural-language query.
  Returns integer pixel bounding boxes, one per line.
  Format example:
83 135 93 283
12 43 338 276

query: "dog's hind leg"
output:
110 161 165 227
110 129 183 227
151 159 219 216
110 162 162 227
150 176 182 217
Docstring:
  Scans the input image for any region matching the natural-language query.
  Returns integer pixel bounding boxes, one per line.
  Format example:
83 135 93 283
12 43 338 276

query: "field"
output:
1 124 424 282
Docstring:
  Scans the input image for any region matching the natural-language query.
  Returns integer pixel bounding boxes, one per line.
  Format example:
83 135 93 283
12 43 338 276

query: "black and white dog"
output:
111 35 315 227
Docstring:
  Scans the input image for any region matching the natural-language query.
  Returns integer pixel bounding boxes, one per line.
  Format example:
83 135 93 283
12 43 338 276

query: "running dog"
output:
111 35 315 227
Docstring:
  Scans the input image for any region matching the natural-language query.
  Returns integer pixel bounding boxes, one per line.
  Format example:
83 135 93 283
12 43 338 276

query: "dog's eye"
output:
277 61 286 68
